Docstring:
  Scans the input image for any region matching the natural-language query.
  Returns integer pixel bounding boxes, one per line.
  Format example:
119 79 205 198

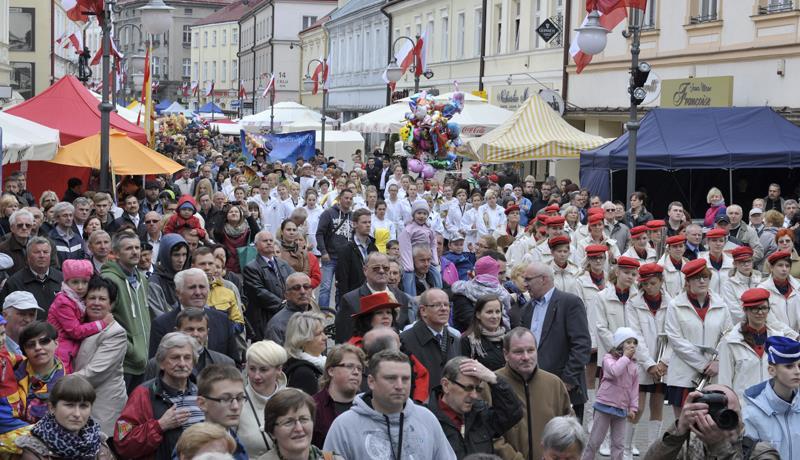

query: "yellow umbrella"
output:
50 130 183 175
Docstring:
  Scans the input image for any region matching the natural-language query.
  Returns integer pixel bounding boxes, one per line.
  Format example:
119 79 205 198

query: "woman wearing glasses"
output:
311 344 366 448
718 288 782 403
258 388 343 460
664 258 733 418
15 322 66 424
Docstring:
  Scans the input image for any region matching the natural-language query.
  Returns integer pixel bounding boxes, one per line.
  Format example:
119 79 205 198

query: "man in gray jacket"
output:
264 273 313 345
324 349 456 459
727 205 764 266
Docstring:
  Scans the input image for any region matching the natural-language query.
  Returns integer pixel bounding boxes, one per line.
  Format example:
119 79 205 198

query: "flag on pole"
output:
90 36 123 66
138 45 150 127
571 0 647 73
381 30 426 90
239 80 247 99
415 31 427 77
56 32 82 53
63 0 104 24
205 80 215 97
323 51 332 91
143 43 155 147
191 81 199 97
261 74 274 98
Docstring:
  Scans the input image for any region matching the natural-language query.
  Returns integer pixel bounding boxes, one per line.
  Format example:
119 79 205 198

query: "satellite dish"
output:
538 89 565 116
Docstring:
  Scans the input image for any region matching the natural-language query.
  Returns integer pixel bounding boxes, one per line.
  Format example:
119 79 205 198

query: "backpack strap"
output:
741 435 758 460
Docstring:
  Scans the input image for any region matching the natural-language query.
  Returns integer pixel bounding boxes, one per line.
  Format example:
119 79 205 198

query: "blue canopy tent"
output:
580 107 800 202
198 102 224 114
154 99 172 113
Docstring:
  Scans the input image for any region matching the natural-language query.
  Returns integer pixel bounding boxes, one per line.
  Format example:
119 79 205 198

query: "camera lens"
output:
714 408 739 431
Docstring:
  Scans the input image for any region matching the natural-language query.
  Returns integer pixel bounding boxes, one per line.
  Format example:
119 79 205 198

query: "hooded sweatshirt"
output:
323 392 456 460
148 234 190 309
100 260 150 376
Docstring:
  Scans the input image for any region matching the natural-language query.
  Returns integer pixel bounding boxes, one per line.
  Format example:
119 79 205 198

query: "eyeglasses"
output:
423 303 450 310
287 284 312 291
14 223 32 228
275 416 313 429
523 274 544 284
450 380 483 394
369 265 390 272
747 306 770 314
203 394 248 406
23 337 53 349
145 220 160 224
333 363 364 373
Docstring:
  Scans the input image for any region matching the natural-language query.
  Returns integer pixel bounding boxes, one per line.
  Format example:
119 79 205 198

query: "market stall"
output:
240 102 335 132
0 112 59 163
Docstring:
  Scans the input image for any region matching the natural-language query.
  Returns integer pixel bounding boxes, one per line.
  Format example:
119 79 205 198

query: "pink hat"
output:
474 256 499 278
62 259 94 281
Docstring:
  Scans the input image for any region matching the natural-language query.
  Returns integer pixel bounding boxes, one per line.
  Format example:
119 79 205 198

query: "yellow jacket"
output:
208 278 244 325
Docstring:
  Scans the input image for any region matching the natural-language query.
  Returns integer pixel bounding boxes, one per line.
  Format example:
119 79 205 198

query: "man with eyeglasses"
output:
428 356 522 458
603 200 630 253
0 209 55 275
197 364 249 460
141 210 164 260
311 343 367 448
265 273 313 345
521 262 591 423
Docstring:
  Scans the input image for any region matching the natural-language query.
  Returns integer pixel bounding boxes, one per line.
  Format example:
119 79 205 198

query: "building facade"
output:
298 14 328 111
190 1 243 111
0 0 11 90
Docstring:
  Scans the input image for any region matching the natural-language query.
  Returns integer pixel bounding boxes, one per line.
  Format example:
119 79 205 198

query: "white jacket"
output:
506 234 536 269
717 325 778 403
461 207 482 249
476 203 506 238
532 240 552 264
626 289 673 385
551 260 582 299
698 251 734 295
578 271 605 349
657 254 686 299
721 270 763 323
621 246 657 264
574 236 620 273
758 276 800 340
596 284 636 365
444 202 468 241
664 291 733 387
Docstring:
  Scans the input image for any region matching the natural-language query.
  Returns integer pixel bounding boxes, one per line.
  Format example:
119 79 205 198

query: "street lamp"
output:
575 7 648 201
115 23 144 105
98 0 172 192
384 35 434 94
304 59 327 154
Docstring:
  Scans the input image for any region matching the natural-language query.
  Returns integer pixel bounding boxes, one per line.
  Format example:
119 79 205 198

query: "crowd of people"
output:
0 117 796 460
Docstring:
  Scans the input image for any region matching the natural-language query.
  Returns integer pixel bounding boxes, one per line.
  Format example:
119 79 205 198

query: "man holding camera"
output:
644 384 779 459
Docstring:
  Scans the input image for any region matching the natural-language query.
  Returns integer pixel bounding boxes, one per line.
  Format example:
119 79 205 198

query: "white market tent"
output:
90 92 144 126
211 122 243 136
0 111 60 164
240 101 335 133
316 130 364 166
281 112 332 133
341 92 514 136
161 101 193 116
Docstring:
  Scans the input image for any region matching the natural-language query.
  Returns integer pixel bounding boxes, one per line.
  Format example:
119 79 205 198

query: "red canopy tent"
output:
6 75 147 198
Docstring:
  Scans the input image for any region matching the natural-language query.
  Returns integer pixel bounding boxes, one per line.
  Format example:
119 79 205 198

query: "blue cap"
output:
766 336 800 365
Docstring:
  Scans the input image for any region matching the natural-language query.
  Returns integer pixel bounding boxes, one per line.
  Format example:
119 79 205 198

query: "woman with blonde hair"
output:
176 422 236 460
239 340 289 457
703 186 727 227
284 312 328 395
0 194 20 235
194 178 214 204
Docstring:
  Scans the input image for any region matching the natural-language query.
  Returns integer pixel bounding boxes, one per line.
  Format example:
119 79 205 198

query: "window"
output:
302 15 317 29
457 12 465 58
162 57 168 78
204 31 208 47
513 0 520 50
193 32 199 48
365 30 371 69
221 60 226 82
630 0 656 28
761 0 793 13
692 0 718 23
232 28 238 43
221 29 226 45
212 61 217 82
203 62 208 81
232 59 238 81
193 62 198 79
474 8 482 57
163 32 168 45
495 4 503 54
212 31 217 47
441 11 449 61
152 56 160 76
183 58 191 77
183 25 191 44
184 8 192 15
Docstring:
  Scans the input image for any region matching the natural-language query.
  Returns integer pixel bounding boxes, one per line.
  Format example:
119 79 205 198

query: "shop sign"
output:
493 85 532 110
660 76 733 108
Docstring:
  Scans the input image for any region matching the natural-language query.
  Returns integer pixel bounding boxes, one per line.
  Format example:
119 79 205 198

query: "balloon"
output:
408 158 423 173
422 164 435 178
446 152 457 162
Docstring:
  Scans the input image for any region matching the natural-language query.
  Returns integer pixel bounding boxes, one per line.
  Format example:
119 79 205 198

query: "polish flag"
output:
191 81 199 97
310 58 327 95
56 32 82 53
90 36 123 66
261 74 274 98
382 30 426 90
238 80 247 99
63 0 104 24
205 81 215 97
571 0 646 73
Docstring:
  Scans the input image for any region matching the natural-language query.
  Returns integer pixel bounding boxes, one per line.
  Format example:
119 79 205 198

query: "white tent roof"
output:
161 101 192 115
89 92 143 126
0 111 60 164
210 122 242 136
342 92 513 136
240 101 335 132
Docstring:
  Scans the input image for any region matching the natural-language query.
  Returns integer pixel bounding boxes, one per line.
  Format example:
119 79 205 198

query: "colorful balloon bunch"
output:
398 90 465 176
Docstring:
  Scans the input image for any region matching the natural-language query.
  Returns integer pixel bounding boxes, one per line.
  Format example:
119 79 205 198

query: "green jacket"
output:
101 260 151 376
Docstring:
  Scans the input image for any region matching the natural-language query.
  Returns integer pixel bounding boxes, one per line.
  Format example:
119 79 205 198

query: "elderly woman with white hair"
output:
284 312 328 396
542 416 587 460
238 340 289 457
48 201 86 263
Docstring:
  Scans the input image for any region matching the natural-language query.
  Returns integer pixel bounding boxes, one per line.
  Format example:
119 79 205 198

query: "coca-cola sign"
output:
461 125 487 137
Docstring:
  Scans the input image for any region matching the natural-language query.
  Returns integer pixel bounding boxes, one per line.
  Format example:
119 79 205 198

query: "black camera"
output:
695 390 739 430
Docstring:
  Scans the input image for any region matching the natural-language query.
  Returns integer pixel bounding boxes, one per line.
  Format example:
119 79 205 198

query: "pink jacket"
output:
47 292 105 373
595 353 639 413
398 222 438 272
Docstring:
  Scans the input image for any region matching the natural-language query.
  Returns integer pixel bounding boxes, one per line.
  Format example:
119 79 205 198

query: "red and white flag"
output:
191 81 199 97
90 36 123 66
63 0 103 24
381 30 426 90
261 74 274 98
238 80 247 99
571 0 647 73
310 58 328 95
56 32 82 53
152 80 160 92
205 81 215 97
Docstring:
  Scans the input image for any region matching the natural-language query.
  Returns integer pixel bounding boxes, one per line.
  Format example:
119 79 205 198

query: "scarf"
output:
276 444 327 460
742 324 768 358
670 256 683 271
224 220 248 238
615 287 630 304
59 283 86 314
589 271 605 288
774 277 792 298
644 292 662 315
709 253 723 271
688 291 710 321
31 412 101 459
468 326 507 358
281 241 309 275
298 352 326 371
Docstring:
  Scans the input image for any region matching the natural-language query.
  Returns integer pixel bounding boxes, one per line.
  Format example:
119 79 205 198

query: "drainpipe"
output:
270 0 275 103
478 0 487 91
379 2 393 106
251 13 256 113
561 0 572 106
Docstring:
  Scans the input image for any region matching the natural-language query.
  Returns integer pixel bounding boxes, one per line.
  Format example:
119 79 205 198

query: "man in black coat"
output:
108 194 146 235
335 252 412 343
148 268 242 364
520 262 591 422
335 208 378 303
400 288 461 388
242 230 295 341
0 236 62 318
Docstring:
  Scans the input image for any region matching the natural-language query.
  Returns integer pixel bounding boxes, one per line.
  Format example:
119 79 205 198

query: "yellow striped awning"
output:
467 93 611 163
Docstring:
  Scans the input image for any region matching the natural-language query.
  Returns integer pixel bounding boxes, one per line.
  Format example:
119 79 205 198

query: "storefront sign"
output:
660 76 733 108
493 85 533 110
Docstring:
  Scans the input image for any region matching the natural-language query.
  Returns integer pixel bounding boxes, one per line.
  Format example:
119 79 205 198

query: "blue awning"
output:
198 102 224 114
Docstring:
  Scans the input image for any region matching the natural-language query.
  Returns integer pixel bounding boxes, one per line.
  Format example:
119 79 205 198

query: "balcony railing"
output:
760 1 794 14
690 13 718 24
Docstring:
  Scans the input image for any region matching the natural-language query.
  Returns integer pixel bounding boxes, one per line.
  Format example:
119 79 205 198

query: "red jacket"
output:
348 336 430 404
307 252 322 288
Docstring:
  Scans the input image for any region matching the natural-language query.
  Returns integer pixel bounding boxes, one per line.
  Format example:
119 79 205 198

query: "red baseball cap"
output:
548 235 571 249
544 204 561 214
505 204 520 215
588 214 604 225
681 258 708 278
617 256 640 270
706 228 729 239
731 246 754 262
740 288 771 309
546 216 566 227
666 235 686 246
768 250 792 265
630 226 648 237
585 244 608 257
638 263 663 279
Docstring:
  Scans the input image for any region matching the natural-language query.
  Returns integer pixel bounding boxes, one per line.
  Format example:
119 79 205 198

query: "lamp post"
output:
575 8 649 201
384 35 434 95
98 0 171 192
256 73 275 132
115 23 144 106
303 59 326 154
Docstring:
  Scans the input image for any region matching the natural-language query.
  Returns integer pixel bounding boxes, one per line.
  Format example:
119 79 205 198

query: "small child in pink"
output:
47 259 111 373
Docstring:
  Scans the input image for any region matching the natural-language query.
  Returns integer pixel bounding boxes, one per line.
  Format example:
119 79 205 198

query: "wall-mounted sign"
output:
660 76 733 108
536 18 561 43
493 85 532 110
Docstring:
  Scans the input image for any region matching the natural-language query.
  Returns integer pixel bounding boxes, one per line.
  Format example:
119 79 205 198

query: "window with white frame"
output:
630 0 656 28
212 61 217 82
153 56 160 76
221 29 226 46
474 8 482 57
203 31 208 47
203 62 208 81
415 16 421 36
495 4 503 54
232 59 238 81
183 58 191 77
356 31 363 69
212 31 217 47
457 12 465 58
221 61 226 82
761 0 794 13
441 10 449 61
232 28 238 43
513 0 520 51
193 62 198 79
162 57 168 78
302 16 317 29
193 32 199 48
691 0 718 23
365 30 372 69
183 25 191 45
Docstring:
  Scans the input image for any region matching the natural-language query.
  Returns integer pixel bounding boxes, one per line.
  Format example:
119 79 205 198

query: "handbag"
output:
237 245 258 272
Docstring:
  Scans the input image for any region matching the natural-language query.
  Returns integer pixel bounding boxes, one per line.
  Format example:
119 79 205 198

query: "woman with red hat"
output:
657 235 688 298
547 235 582 298
347 292 402 348
621 226 657 264
531 216 568 264
626 263 672 450
596 257 640 369
722 246 764 323
575 214 621 273
492 204 523 242
757 250 800 336
718 288 783 402
664 258 733 417
645 220 666 258
698 228 734 295
763 228 800 278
